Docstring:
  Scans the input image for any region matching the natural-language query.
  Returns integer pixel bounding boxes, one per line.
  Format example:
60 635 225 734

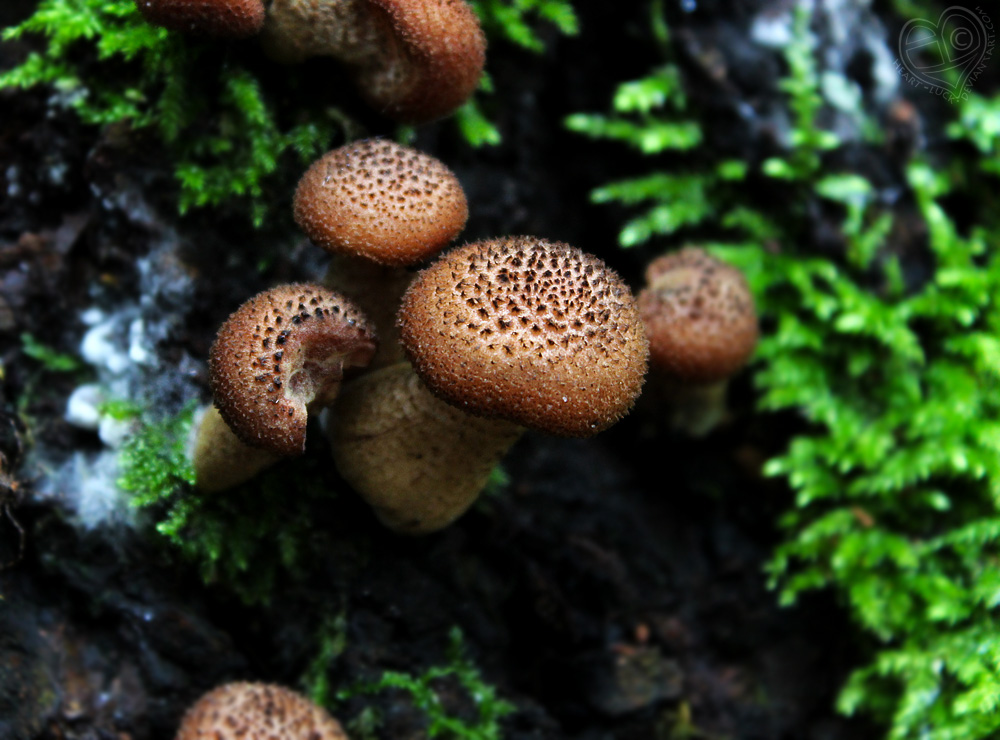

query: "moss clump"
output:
119 404 334 605
1 0 344 226
334 627 515 740
570 2 1000 738
117 402 196 502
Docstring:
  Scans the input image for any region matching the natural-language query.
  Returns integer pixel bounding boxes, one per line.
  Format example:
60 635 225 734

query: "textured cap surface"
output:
398 237 649 437
261 0 386 64
135 0 265 37
175 682 348 740
294 139 468 266
210 284 376 456
360 0 486 122
638 247 758 383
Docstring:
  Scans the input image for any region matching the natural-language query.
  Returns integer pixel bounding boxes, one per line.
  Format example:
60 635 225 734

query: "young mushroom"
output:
294 137 469 368
637 247 758 436
329 236 649 534
192 283 377 491
175 682 349 740
135 0 266 37
261 0 486 123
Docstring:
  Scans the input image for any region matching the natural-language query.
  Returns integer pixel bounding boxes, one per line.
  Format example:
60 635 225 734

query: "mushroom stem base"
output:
655 377 729 437
191 405 283 492
329 362 524 534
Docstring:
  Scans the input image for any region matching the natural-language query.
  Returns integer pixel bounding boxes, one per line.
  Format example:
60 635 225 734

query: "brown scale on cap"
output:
398 236 649 437
261 0 485 123
135 0 265 37
638 247 758 384
175 682 349 740
210 284 376 456
294 138 468 266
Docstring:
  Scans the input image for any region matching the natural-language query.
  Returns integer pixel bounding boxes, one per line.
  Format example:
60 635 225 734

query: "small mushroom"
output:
294 138 468 267
262 0 485 123
329 236 649 533
637 247 758 436
175 682 349 740
192 283 377 491
134 0 266 37
295 138 469 368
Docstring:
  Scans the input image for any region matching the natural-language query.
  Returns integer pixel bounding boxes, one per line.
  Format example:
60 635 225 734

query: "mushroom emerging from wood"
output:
175 682 349 740
135 0 266 37
329 236 649 534
295 138 469 368
192 283 377 491
262 0 486 123
637 247 758 436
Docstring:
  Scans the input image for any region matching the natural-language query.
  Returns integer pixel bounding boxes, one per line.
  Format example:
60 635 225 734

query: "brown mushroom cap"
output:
210 284 377 456
359 0 486 123
261 0 485 123
294 138 468 266
638 247 758 384
175 682 348 740
135 0 266 37
397 237 649 437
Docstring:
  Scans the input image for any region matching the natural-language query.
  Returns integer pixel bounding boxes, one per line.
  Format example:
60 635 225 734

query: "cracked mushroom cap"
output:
398 237 649 437
175 682 348 740
638 247 758 384
135 0 266 37
210 284 377 456
294 138 468 266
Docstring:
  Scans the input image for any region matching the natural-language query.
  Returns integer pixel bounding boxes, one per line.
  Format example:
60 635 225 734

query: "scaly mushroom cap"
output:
359 0 486 122
135 0 266 37
262 0 484 122
175 682 348 740
261 0 386 65
638 247 758 384
398 237 649 437
294 138 468 266
210 284 377 456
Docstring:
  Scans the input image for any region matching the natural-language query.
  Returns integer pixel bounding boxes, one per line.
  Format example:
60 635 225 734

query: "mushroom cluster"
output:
134 0 485 122
295 137 469 368
193 136 652 531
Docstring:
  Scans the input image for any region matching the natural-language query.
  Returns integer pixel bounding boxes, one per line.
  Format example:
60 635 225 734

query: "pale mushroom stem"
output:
190 405 283 492
329 362 524 535
323 254 412 370
655 376 729 438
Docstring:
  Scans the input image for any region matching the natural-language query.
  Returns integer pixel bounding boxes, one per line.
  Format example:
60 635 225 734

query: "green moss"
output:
20 332 85 374
118 404 334 605
570 2 1000 738
117 401 196 502
336 627 515 740
1 0 343 226
303 611 350 708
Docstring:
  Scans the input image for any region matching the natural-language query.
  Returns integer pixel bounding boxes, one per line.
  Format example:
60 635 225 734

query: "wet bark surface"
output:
0 1 897 738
